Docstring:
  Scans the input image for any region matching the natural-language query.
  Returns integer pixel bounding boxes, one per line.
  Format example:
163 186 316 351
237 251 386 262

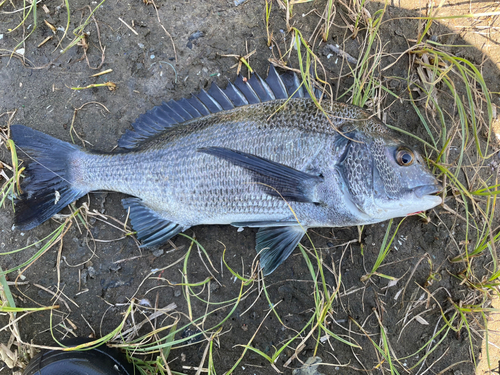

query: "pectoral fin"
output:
198 147 323 203
256 226 307 275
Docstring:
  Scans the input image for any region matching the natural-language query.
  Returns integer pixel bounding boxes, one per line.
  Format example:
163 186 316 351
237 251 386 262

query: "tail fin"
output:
10 125 87 230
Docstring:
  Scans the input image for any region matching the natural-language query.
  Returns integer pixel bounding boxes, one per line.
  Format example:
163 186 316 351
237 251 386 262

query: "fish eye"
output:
395 147 414 166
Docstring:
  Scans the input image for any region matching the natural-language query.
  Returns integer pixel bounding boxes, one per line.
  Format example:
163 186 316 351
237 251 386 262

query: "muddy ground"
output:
0 0 499 374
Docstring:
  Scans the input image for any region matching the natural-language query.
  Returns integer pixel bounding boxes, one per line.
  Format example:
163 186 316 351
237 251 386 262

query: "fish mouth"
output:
412 184 442 199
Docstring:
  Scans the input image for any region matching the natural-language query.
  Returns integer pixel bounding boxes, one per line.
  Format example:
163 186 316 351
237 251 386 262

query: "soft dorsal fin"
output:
118 66 320 149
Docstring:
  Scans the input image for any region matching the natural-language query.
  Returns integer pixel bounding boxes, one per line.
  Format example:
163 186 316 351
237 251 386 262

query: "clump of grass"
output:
360 218 406 282
1 0 39 53
265 0 273 47
0 139 22 210
408 9 498 321
342 2 387 108
0 0 106 63
399 7 498 373
321 0 336 42
109 234 261 374
60 0 106 55
235 239 359 373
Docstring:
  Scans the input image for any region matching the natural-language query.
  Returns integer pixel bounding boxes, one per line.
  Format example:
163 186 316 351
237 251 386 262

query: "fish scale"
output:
10 66 442 274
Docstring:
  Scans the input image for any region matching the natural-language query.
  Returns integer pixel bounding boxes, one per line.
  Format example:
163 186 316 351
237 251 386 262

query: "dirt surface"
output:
0 0 499 374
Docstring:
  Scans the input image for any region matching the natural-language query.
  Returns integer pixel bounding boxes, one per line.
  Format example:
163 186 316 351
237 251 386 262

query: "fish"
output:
10 66 442 274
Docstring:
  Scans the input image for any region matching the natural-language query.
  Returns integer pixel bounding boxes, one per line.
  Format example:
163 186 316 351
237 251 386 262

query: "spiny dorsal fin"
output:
118 65 319 149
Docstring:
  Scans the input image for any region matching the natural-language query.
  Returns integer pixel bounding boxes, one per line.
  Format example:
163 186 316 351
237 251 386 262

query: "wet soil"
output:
0 0 499 374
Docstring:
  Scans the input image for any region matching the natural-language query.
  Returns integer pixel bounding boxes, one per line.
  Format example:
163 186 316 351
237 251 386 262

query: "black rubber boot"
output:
23 338 135 375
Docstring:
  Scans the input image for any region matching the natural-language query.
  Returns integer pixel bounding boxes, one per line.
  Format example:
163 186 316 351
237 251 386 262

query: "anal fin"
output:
122 197 187 247
256 226 307 275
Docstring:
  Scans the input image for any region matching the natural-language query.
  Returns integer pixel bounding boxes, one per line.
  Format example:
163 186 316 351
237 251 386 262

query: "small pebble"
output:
27 236 42 250
292 356 324 375
88 266 96 279
181 328 202 344
81 269 88 284
109 263 121 272
389 80 400 89
138 298 152 307
186 31 204 49
152 249 164 257
38 289 52 299
210 282 219 293
188 31 204 41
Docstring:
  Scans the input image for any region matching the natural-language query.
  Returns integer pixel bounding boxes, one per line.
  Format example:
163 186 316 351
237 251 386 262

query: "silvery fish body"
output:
11 67 442 274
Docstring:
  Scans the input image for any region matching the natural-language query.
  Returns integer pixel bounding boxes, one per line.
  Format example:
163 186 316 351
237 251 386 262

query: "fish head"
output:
338 131 442 223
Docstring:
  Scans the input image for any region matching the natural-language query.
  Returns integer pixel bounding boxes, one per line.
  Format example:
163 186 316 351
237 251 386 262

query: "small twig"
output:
71 82 116 91
113 255 144 264
0 0 43 14
69 101 110 147
56 239 64 293
117 303 177 340
88 9 106 70
118 17 138 35
150 0 177 62
37 36 53 48
4 281 29 286
326 44 358 64
91 69 113 77
33 284 73 311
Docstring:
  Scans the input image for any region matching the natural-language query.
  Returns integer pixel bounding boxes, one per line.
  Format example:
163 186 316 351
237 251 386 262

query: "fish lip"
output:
412 184 442 198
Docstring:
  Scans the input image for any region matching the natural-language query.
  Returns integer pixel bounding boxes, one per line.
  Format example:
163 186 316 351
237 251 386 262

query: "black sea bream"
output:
11 66 442 274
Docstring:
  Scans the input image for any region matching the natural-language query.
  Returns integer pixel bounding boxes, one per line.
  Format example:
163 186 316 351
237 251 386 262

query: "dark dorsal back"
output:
118 66 320 149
